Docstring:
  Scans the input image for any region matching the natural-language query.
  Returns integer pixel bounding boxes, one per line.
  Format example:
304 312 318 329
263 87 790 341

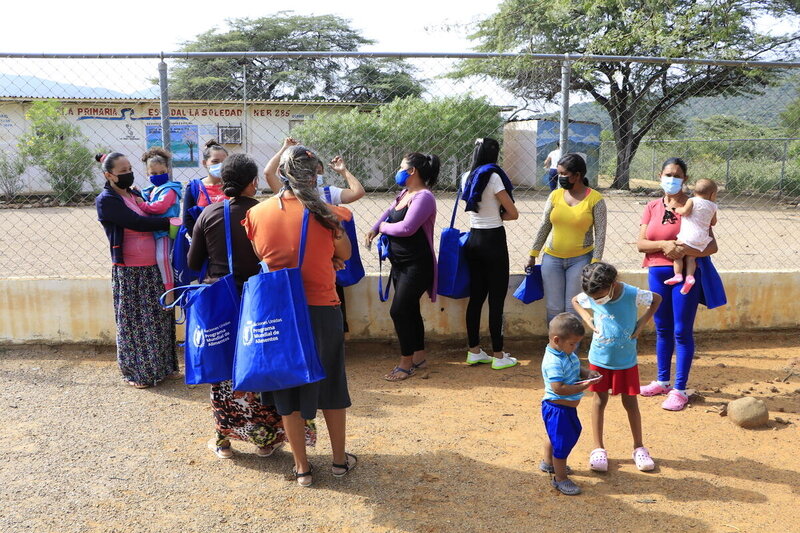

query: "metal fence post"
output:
559 54 571 154
779 139 788 197
242 64 248 153
725 140 731 189
158 56 171 154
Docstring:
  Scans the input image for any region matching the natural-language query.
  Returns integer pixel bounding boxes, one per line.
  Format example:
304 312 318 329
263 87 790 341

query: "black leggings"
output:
389 258 434 357
464 226 509 353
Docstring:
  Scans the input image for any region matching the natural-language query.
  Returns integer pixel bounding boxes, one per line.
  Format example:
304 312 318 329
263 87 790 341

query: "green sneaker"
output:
466 349 493 365
491 353 518 370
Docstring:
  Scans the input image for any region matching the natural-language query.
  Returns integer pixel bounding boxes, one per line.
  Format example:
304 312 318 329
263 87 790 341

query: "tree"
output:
170 12 424 102
0 151 26 200
291 96 504 188
453 0 800 189
18 100 95 203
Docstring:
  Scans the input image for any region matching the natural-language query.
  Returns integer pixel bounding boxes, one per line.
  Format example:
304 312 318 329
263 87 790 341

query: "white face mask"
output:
316 175 325 187
593 284 614 305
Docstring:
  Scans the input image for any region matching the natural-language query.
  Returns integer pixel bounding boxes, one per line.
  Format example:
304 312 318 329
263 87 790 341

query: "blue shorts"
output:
541 401 582 459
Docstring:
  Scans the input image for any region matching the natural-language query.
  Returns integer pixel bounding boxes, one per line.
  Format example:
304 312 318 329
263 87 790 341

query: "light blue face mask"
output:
395 169 410 186
208 163 223 178
316 175 325 187
660 176 683 195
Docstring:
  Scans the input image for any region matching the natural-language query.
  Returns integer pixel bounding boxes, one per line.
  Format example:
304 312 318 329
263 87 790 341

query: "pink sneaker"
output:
640 381 672 397
633 447 655 471
661 389 689 411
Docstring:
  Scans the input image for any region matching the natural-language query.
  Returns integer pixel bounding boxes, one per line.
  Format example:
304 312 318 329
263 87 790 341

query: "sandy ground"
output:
2 189 799 278
2 331 799 532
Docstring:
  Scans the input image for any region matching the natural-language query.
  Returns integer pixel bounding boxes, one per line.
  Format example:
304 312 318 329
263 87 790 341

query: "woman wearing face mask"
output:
366 153 440 381
528 153 607 325
264 138 366 335
187 153 316 459
181 139 229 236
637 158 718 411
94 152 177 389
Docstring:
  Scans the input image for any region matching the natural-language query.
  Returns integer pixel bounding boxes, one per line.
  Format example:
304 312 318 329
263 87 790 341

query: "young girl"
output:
664 178 719 295
137 148 182 291
571 262 662 473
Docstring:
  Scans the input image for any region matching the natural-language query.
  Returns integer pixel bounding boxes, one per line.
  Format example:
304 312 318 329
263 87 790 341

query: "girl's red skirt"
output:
588 364 641 395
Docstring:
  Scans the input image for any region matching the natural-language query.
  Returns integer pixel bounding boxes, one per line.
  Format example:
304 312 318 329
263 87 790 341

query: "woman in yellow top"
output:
527 153 607 323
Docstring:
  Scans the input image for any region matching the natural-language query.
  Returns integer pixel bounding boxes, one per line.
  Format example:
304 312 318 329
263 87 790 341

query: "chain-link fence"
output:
0 52 799 278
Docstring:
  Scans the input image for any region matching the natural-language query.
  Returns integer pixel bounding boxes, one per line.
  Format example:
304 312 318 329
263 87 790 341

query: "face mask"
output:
316 175 325 187
395 169 411 186
661 176 683 195
113 172 135 189
208 163 223 178
149 173 169 187
594 285 614 305
558 175 574 190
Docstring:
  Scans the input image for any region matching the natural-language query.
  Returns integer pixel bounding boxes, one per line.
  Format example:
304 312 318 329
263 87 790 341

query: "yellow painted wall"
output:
1 272 798 344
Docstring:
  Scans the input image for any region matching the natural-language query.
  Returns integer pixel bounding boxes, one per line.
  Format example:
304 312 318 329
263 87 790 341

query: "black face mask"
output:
113 172 135 189
558 175 574 190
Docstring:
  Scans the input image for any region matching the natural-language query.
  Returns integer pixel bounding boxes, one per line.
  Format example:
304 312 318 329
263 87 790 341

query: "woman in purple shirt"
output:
367 152 439 381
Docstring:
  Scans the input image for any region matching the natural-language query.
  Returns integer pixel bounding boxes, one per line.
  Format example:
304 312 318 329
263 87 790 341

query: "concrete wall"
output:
1 271 798 345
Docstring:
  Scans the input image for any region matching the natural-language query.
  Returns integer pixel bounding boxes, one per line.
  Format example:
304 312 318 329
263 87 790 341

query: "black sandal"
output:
332 453 358 478
292 464 314 487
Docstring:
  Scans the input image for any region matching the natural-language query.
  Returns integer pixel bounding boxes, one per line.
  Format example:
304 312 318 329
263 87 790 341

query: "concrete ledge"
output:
1 271 798 344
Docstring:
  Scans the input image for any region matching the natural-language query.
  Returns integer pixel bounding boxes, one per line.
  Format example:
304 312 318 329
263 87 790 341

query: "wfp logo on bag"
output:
242 321 255 346
193 326 206 348
241 318 283 346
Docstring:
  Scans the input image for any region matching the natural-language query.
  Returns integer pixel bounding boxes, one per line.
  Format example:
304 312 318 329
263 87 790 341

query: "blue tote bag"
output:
697 256 727 309
233 209 326 392
323 186 365 287
160 200 241 384
172 180 212 286
437 189 471 299
513 265 544 304
377 234 391 302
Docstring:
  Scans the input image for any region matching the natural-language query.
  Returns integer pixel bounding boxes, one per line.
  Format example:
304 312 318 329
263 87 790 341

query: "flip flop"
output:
411 359 427 370
384 366 415 382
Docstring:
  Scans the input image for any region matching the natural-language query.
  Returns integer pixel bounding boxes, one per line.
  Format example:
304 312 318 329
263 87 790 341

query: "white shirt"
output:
460 171 505 229
547 149 562 169
319 185 344 206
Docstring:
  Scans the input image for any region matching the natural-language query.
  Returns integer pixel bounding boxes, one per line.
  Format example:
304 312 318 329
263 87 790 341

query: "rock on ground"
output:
727 397 770 428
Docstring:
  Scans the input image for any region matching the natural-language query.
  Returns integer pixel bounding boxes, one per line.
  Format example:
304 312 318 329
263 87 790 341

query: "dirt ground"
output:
2 189 799 278
2 331 799 532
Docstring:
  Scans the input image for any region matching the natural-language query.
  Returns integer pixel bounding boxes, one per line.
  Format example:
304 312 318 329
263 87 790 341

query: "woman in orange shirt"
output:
244 145 355 487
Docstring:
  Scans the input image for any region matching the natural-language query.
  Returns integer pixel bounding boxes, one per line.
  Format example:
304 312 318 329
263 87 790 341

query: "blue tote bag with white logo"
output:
322 186 365 287
232 209 326 392
513 265 544 304
160 200 241 384
437 188 471 299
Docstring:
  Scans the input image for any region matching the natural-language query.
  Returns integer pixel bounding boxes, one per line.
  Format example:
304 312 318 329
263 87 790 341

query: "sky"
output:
1 1 496 54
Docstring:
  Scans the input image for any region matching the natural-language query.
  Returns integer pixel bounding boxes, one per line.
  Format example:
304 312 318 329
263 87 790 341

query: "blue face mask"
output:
395 169 411 186
149 173 169 187
316 175 325 187
660 176 683 195
209 163 223 178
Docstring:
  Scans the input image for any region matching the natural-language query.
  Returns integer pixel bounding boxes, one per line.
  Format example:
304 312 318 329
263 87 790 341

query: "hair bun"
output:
94 153 107 163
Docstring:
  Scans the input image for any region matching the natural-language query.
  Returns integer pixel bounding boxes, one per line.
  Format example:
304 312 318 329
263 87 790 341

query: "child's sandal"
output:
589 448 608 472
332 452 358 478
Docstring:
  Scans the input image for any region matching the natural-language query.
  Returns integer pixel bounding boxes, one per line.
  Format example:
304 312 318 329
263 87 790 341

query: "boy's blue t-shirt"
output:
576 282 654 370
541 345 583 402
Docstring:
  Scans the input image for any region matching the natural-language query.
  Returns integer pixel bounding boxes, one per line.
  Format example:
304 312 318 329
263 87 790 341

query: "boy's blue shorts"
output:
541 400 582 459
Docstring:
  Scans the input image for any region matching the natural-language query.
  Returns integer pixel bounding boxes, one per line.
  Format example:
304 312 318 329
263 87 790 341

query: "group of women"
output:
95 135 718 486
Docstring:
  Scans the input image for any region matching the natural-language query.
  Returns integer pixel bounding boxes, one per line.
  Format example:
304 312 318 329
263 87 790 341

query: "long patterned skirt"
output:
112 265 177 385
211 380 317 448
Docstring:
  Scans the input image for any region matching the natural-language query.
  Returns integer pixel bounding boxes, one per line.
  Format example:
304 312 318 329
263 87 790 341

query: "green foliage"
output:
454 0 800 188
170 13 424 102
0 150 26 199
694 115 785 160
291 96 504 188
18 100 95 203
781 79 800 136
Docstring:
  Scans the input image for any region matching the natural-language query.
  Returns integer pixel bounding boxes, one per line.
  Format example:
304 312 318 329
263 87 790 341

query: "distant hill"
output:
0 74 159 100
557 74 799 135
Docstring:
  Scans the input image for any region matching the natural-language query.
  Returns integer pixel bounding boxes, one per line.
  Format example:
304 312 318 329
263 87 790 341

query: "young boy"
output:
540 313 601 495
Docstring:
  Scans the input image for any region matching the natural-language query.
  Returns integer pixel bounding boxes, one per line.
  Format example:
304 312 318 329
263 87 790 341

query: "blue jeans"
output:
541 252 592 324
543 168 558 190
648 265 702 391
